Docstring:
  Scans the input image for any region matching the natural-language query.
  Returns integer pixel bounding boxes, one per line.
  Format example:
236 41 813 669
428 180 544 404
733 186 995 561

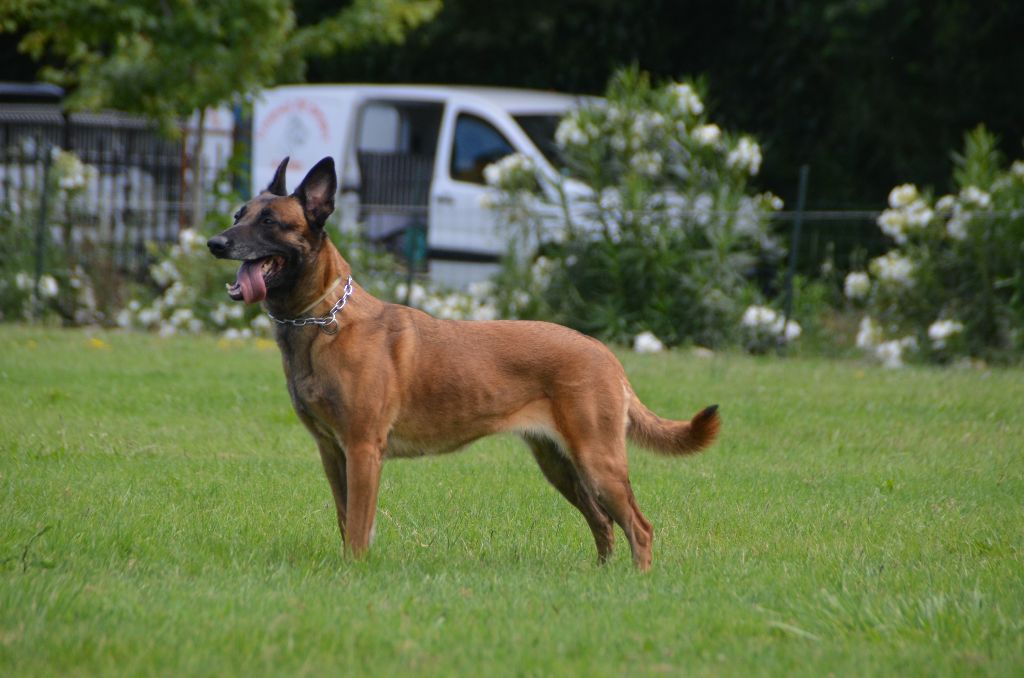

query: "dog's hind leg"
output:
524 434 615 563
572 441 654 571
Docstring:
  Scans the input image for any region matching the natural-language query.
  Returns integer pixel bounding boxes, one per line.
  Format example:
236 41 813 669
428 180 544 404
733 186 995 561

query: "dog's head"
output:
207 156 337 303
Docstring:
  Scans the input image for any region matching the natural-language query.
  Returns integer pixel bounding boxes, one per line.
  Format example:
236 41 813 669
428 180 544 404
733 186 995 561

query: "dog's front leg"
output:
344 442 382 557
315 437 348 543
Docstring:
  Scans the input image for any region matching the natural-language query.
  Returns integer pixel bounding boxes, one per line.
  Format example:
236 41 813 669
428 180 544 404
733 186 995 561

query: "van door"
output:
348 99 443 264
428 108 520 281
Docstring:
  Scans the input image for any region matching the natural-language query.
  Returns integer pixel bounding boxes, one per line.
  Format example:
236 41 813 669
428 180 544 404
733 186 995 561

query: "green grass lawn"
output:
1 325 1022 676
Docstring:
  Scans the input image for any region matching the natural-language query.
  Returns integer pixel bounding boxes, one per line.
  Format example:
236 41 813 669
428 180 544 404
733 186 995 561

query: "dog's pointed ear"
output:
266 156 290 196
293 157 337 229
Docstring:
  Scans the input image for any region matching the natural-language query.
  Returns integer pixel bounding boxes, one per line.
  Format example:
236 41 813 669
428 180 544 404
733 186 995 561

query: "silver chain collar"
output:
266 276 354 335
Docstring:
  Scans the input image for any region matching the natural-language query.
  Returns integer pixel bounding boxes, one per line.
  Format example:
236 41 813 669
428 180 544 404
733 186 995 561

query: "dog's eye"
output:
233 209 243 222
261 216 276 226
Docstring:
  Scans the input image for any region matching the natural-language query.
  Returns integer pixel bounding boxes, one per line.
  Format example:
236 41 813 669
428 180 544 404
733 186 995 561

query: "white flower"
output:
251 314 272 331
692 193 714 226
671 83 704 116
77 284 96 311
946 208 969 241
137 307 161 327
764 193 784 211
531 256 554 288
742 305 801 343
470 303 498 321
741 305 777 330
631 112 665 139
633 331 665 353
733 196 761 237
726 137 762 175
467 280 495 301
511 290 530 310
870 252 915 288
158 323 177 338
483 153 534 187
169 308 195 328
163 281 188 307
598 187 622 214
874 336 918 369
856 316 882 349
630 150 663 176
781 319 802 342
150 260 179 287
555 114 589 147
178 228 206 252
877 208 909 244
692 124 721 147
1011 160 1024 178
874 339 904 368
888 184 919 209
928 319 964 349
210 303 229 327
904 200 934 228
960 185 991 209
115 308 133 329
408 283 429 307
14 272 33 291
223 328 242 341
935 194 957 213
844 271 871 300
51 149 90 192
37 274 58 299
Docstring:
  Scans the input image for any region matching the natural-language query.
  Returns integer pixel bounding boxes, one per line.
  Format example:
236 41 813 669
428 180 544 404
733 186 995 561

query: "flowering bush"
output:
740 305 801 354
0 148 102 324
115 226 258 337
486 67 787 349
845 126 1024 364
115 219 497 338
633 331 665 354
1 147 498 334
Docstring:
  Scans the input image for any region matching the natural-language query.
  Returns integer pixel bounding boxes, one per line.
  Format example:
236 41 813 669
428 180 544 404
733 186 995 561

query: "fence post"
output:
33 145 54 321
781 164 809 350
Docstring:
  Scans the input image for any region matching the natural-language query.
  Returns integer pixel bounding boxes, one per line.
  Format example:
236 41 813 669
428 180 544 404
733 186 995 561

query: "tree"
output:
1 0 441 221
2 0 441 125
307 0 1023 212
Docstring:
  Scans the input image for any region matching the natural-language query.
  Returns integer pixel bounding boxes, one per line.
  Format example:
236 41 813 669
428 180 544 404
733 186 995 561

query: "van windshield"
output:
513 114 566 170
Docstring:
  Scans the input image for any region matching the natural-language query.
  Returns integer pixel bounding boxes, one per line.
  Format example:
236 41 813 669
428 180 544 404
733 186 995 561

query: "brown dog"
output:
207 156 720 570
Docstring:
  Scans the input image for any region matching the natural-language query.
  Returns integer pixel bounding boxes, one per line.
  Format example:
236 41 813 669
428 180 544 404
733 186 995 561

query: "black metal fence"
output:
0 103 232 274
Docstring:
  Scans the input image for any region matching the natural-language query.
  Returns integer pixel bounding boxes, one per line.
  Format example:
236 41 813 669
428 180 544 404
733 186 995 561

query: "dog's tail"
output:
626 390 720 456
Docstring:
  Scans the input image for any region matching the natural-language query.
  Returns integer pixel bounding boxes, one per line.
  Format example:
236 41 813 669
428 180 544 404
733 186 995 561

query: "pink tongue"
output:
236 260 267 304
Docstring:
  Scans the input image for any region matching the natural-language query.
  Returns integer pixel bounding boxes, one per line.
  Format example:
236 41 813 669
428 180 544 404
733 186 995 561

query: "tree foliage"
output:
0 0 441 129
309 0 1024 210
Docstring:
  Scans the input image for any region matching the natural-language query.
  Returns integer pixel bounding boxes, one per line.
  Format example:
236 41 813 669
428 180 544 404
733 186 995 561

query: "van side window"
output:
450 113 514 184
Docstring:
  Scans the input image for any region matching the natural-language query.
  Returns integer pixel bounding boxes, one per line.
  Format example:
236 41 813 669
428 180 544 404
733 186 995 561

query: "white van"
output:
251 84 585 287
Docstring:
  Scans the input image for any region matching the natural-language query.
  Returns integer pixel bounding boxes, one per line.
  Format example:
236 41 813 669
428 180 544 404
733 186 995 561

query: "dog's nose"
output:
207 235 230 257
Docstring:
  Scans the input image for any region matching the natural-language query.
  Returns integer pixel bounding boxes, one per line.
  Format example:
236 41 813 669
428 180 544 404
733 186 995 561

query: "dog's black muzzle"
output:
207 235 231 258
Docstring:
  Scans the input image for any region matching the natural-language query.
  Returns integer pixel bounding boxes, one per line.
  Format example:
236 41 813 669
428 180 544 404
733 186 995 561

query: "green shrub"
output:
0 149 102 325
118 218 498 337
486 67 788 349
844 126 1024 365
